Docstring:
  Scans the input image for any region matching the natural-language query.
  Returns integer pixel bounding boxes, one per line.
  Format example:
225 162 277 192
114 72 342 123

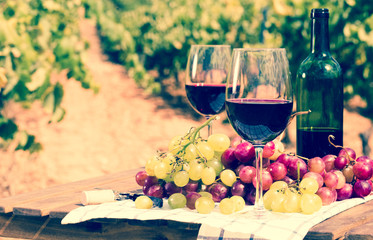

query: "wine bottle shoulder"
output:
296 53 342 79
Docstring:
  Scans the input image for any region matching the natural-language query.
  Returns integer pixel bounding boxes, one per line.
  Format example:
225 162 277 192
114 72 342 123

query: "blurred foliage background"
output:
0 0 372 153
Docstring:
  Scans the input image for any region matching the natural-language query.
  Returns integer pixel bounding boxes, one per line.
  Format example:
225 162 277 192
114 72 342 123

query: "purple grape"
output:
231 180 246 197
322 154 337 172
245 187 256 205
287 157 307 180
268 162 287 180
336 183 353 201
144 176 158 187
353 162 373 180
147 184 165 198
276 154 291 167
208 183 228 202
186 192 201 210
334 156 348 170
353 180 372 198
135 170 148 186
234 141 255 164
183 180 200 194
356 156 373 169
221 147 239 169
338 147 356 160
164 182 182 196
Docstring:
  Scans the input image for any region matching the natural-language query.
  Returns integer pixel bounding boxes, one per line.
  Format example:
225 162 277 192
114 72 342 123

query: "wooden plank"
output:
345 220 373 240
305 199 373 240
12 170 141 217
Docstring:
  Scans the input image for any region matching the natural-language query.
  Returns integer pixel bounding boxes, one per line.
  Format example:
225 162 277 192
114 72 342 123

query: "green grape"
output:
269 181 288 191
154 162 168 179
195 197 215 214
197 141 214 160
219 198 235 215
263 189 281 210
299 178 319 194
231 196 245 212
145 155 159 176
300 193 322 214
162 153 176 167
135 196 153 209
207 133 231 152
284 191 301 213
271 193 286 212
206 157 223 176
189 162 204 181
201 167 216 185
199 191 213 199
220 169 237 187
168 193 187 209
185 144 198 162
173 171 190 187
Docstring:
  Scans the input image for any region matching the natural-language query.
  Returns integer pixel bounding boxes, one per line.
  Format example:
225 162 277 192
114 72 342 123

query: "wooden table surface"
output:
0 167 372 240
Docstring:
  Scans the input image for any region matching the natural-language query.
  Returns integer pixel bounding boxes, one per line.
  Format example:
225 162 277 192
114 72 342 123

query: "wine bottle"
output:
296 8 343 158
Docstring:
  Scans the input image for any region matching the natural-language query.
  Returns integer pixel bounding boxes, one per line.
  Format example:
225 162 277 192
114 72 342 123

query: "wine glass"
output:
225 48 293 216
185 45 231 136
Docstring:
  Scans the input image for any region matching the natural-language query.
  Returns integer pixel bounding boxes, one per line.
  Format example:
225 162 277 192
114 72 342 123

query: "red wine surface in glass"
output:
226 99 293 144
297 128 342 158
185 83 226 116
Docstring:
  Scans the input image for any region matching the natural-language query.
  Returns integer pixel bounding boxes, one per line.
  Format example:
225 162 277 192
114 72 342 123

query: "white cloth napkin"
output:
61 194 373 240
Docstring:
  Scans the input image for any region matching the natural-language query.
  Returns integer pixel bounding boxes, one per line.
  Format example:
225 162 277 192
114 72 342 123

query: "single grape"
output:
303 172 324 189
208 183 228 202
271 193 286 212
331 170 346 189
263 189 281 210
220 169 237 187
168 193 187 209
164 182 182 196
322 154 337 172
207 133 231 152
135 195 153 209
231 180 246 197
135 170 148 187
145 156 160 176
338 147 356 161
334 156 348 170
154 162 169 179
336 183 353 201
197 141 215 160
356 156 373 169
276 153 291 167
206 157 223 176
287 157 308 180
219 198 235 215
299 178 319 194
231 195 245 212
184 180 200 193
186 192 201 210
184 144 199 162
234 141 255 163
308 157 326 174
199 191 213 199
263 141 275 158
268 162 287 181
252 170 273 191
353 180 372 198
201 167 216 185
316 187 336 205
323 172 338 189
168 135 187 155
221 148 238 169
238 166 256 184
270 181 288 191
353 161 373 180
195 197 215 214
189 162 204 181
342 165 354 183
147 184 165 198
173 171 189 187
283 191 301 213
269 139 285 161
300 193 322 214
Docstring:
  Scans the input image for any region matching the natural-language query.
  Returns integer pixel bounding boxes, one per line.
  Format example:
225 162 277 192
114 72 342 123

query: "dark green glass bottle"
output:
296 8 343 158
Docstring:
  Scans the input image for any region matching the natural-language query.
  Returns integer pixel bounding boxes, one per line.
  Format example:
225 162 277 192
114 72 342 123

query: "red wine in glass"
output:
226 99 293 144
185 83 226 116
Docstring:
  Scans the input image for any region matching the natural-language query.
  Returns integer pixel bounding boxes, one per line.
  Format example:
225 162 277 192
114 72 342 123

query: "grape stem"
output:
328 135 354 163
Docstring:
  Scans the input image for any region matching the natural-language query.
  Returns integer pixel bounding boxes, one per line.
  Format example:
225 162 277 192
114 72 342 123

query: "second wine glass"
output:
185 45 231 136
225 48 293 216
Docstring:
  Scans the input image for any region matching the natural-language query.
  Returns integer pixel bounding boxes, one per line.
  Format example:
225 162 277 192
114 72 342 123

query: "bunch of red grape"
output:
134 120 373 214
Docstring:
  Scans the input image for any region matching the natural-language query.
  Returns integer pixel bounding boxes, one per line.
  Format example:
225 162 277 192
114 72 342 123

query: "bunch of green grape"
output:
263 178 322 214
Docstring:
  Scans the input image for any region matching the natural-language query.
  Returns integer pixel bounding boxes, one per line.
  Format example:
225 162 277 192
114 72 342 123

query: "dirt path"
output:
0 18 371 197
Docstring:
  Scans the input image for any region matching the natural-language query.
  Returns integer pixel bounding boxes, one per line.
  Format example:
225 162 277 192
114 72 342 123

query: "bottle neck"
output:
311 17 330 54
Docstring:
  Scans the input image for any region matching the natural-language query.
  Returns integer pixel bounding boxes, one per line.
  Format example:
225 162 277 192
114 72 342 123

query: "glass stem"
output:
206 116 212 137
254 145 265 212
